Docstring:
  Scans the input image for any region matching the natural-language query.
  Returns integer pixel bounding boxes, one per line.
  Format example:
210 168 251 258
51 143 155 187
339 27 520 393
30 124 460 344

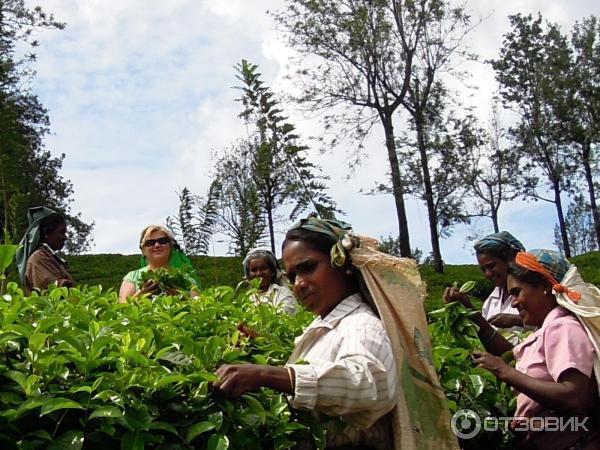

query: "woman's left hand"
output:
472 350 511 380
214 364 264 398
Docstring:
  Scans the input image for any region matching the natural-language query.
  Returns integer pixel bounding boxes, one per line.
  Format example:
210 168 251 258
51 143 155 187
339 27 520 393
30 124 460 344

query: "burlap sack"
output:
350 235 459 450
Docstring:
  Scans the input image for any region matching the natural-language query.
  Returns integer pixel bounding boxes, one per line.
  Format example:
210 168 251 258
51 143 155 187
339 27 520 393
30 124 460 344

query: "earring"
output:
345 268 354 276
544 290 548 295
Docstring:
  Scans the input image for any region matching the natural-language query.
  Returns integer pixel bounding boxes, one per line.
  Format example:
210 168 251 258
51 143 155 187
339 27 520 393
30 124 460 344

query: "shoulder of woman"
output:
27 247 53 264
542 313 593 349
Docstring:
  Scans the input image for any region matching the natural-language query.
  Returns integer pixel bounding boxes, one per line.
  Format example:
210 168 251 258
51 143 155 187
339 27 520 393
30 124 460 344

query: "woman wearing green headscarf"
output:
216 218 398 449
444 231 526 330
16 206 75 294
118 225 199 302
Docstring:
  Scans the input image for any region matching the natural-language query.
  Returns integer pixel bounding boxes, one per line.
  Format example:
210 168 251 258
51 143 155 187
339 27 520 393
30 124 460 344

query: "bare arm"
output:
214 364 294 398
118 280 136 303
473 351 595 415
443 287 513 356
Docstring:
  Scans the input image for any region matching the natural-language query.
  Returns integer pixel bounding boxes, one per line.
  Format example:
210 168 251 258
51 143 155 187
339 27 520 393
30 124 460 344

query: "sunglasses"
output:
142 236 171 247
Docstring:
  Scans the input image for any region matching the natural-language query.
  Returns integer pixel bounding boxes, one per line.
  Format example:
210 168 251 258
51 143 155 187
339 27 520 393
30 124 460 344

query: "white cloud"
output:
23 0 600 262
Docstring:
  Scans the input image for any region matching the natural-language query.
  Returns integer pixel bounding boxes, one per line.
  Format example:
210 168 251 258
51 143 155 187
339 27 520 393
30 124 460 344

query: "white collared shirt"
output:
286 293 397 449
481 286 519 321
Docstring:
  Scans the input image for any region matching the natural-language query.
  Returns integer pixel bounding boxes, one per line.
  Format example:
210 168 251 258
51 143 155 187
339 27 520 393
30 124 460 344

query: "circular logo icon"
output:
451 409 481 439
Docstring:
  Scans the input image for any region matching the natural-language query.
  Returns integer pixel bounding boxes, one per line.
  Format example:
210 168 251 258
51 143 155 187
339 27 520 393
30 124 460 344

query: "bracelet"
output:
286 366 295 392
483 328 498 345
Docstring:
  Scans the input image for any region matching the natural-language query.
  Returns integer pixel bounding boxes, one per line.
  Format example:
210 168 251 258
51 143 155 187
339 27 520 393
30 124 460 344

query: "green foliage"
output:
553 194 598 256
166 184 221 256
0 282 322 449
11 251 597 310
235 59 340 252
140 268 195 292
420 264 493 312
429 302 517 449
213 142 268 257
571 251 600 286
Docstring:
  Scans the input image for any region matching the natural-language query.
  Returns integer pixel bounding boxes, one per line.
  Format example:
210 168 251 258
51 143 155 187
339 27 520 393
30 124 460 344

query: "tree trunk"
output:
491 207 500 233
381 112 411 257
266 205 275 255
553 180 571 258
415 118 443 273
582 142 600 248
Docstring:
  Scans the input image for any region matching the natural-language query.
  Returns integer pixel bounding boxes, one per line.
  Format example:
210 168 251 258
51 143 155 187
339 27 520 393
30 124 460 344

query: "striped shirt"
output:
287 293 398 449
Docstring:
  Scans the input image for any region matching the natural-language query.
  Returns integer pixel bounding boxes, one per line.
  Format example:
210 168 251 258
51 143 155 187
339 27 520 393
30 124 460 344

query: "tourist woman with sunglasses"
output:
118 225 198 302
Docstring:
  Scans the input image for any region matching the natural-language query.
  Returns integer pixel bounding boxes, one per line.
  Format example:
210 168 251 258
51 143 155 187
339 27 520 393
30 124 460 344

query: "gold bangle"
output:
286 366 295 392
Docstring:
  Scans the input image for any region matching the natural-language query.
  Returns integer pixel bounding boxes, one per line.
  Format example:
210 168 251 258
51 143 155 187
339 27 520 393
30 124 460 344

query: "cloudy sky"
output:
27 0 599 261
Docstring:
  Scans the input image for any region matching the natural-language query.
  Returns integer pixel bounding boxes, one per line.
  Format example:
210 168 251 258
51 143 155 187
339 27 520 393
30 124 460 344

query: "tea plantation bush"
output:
63 255 244 292
0 283 323 449
21 251 595 312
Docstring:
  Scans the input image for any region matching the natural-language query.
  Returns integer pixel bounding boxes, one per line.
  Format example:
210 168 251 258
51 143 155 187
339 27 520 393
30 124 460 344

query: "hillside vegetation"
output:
57 251 600 312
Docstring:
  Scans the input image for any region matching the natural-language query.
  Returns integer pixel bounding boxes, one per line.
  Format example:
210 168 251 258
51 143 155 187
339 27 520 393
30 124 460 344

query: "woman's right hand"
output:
443 286 475 309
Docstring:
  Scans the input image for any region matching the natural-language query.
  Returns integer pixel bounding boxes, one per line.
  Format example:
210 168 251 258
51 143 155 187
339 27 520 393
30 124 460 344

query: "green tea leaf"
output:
185 421 216 443
241 394 266 424
459 280 476 294
89 406 122 419
207 434 229 450
40 398 84 416
47 430 84 450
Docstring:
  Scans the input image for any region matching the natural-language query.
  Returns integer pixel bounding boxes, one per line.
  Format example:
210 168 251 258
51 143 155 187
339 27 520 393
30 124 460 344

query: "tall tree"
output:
166 184 220 256
553 194 598 256
236 60 339 254
397 85 480 271
397 0 476 273
492 14 576 257
0 0 93 252
274 0 446 257
213 141 267 257
562 16 600 247
466 101 521 233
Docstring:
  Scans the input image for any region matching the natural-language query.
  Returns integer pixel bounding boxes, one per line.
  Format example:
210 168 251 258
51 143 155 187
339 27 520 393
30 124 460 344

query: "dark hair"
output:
282 228 337 257
476 246 518 262
40 214 66 238
507 261 552 289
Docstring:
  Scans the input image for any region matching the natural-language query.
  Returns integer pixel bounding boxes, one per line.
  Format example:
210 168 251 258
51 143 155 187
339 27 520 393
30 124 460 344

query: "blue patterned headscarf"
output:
474 231 525 256
518 249 570 283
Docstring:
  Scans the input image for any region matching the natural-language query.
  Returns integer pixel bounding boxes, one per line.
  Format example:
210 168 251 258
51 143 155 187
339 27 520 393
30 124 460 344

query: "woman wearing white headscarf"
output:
242 248 298 315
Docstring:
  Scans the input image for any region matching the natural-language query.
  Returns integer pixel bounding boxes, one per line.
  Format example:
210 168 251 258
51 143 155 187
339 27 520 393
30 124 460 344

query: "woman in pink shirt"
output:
471 249 599 449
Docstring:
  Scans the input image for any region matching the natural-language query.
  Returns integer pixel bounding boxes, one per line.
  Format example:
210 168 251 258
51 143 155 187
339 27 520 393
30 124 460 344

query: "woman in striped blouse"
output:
215 218 398 449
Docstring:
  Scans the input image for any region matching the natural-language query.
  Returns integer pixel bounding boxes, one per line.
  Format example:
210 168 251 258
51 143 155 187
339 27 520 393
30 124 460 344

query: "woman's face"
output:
44 221 67 251
476 252 509 288
508 274 555 327
141 230 172 267
283 239 353 317
248 256 274 291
